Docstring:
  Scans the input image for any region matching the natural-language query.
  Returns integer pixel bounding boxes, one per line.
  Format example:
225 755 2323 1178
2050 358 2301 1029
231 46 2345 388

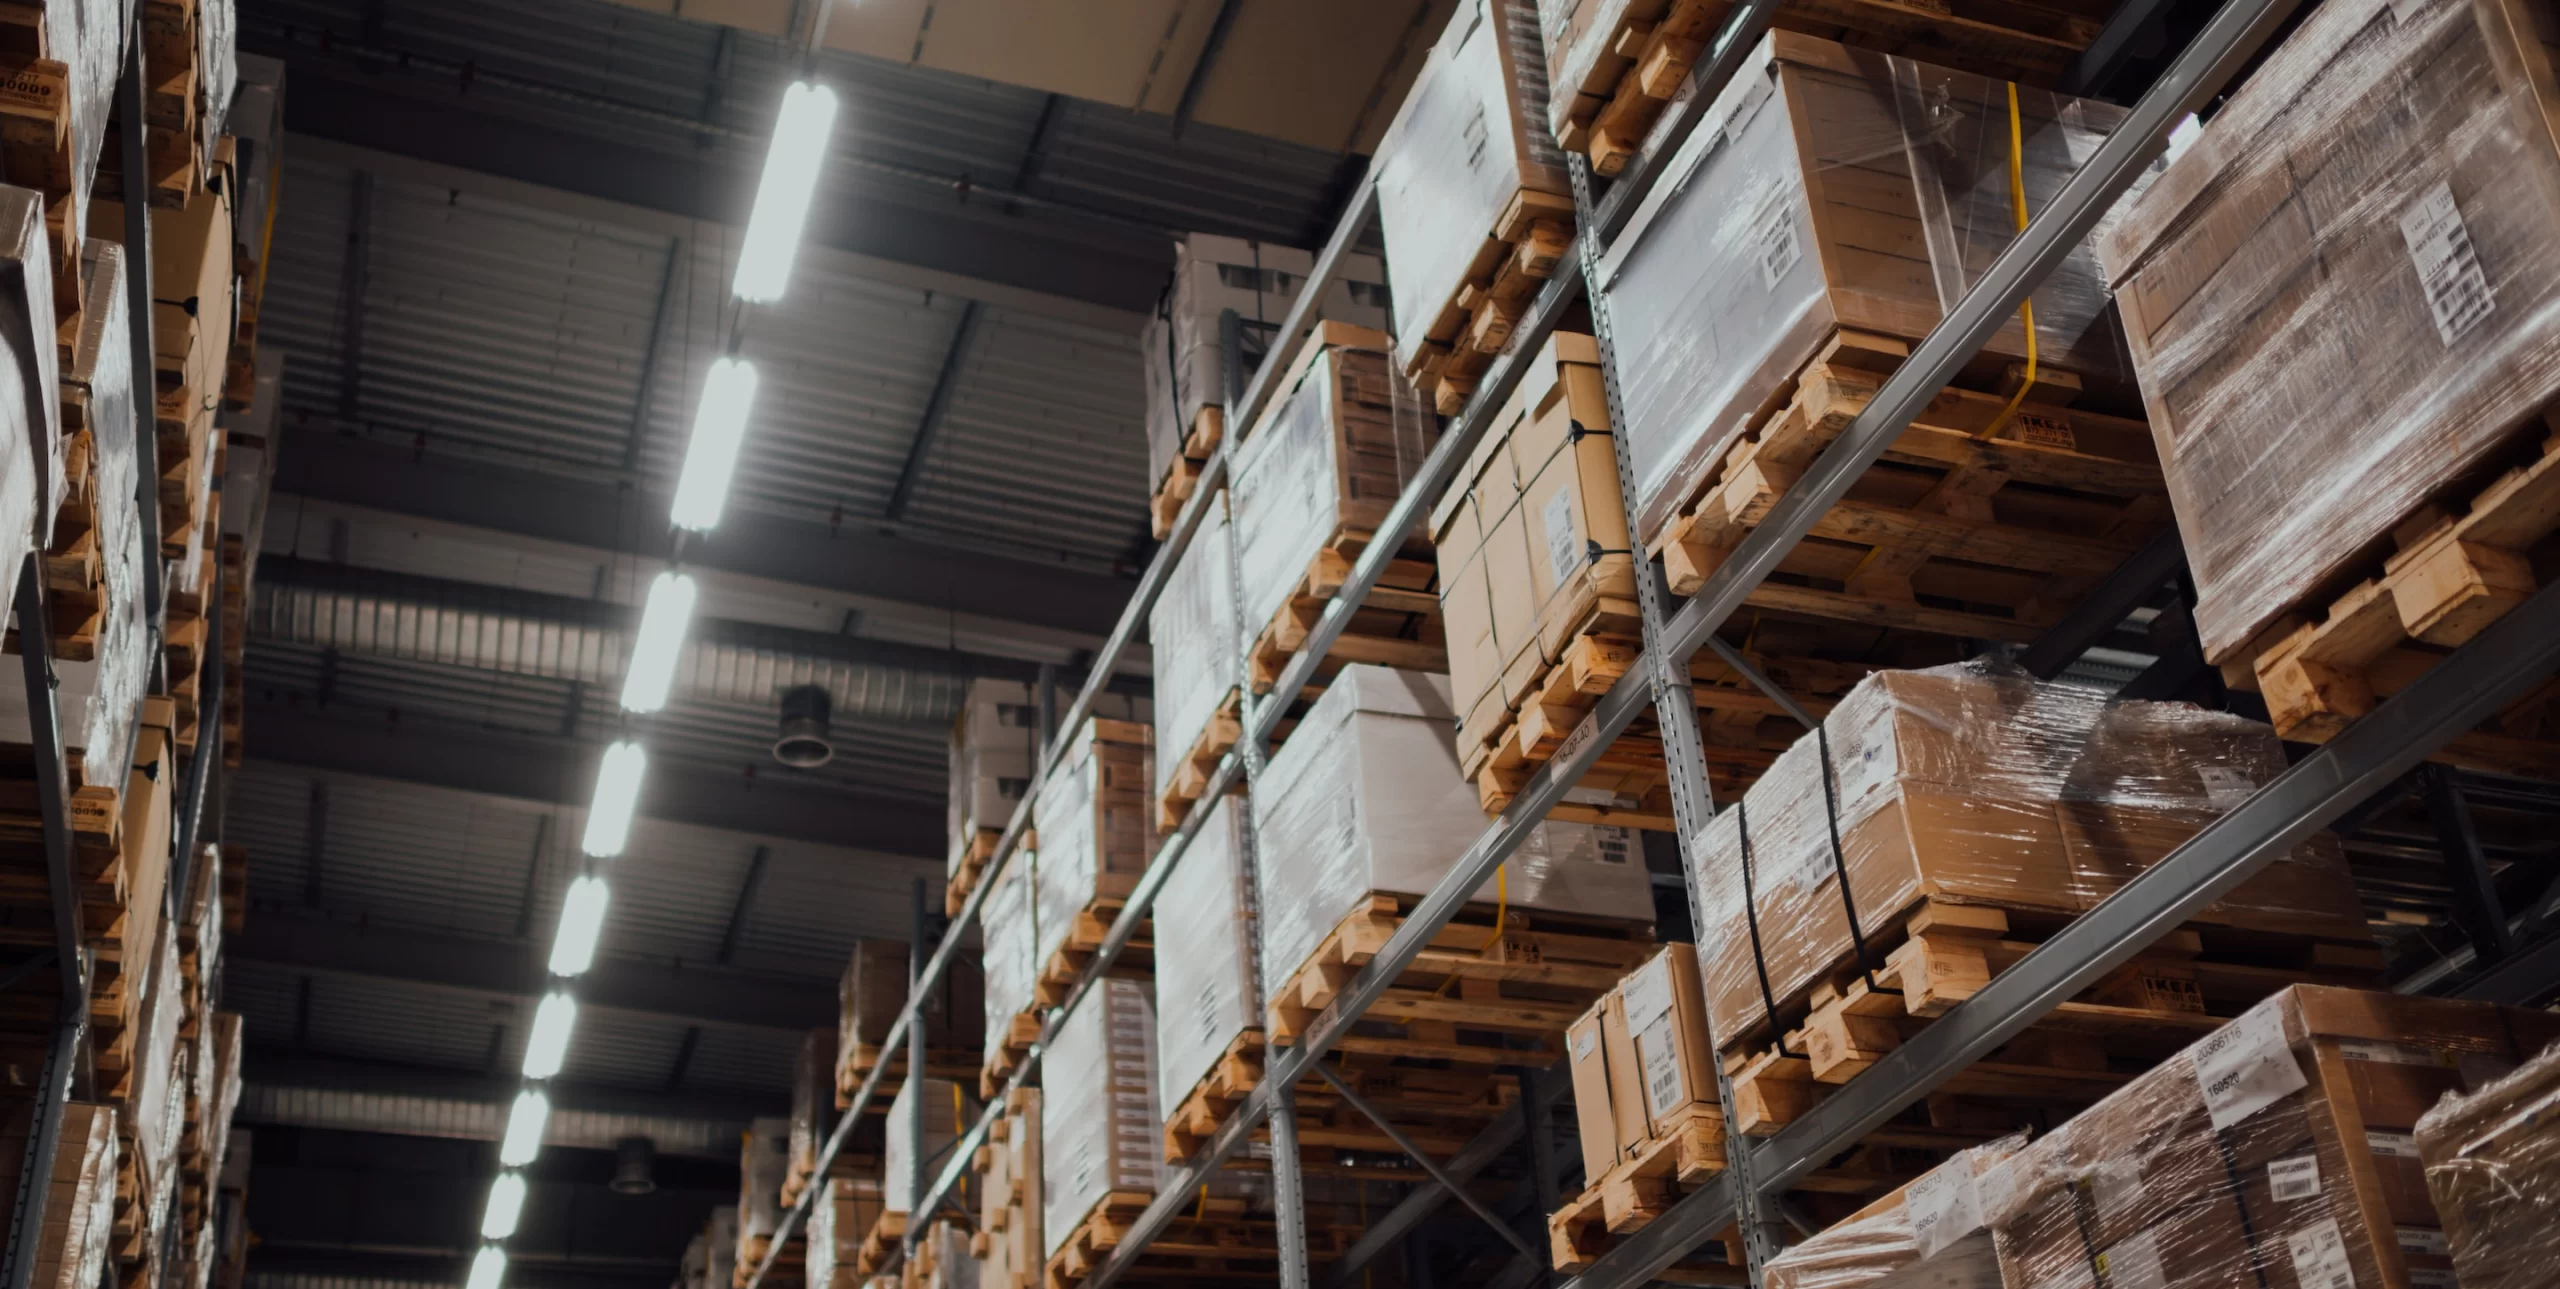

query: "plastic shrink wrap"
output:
883 1077 975 1216
1028 716 1153 986
1151 793 1257 1123
2414 1036 2560 1289
806 1177 885 1289
1762 1133 2027 1289
1597 31 2127 548
26 1 124 290
1149 489 1240 802
1689 662 2372 1045
1986 987 2560 1289
1229 329 1436 652
790 1029 835 1190
980 856 1038 1063
1139 232 1388 486
0 1101 118 1289
2095 0 2560 664
0 187 54 583
1252 665 1652 1002
1373 0 1570 374
979 1089 1042 1289
1040 977 1161 1259
737 1116 791 1253
906 1222 979 1289
948 679 1041 876
841 939 985 1081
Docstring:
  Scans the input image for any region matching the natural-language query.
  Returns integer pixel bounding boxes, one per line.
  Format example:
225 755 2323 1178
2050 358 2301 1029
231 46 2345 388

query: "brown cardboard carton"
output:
1600 991 1652 1162
1566 1000 1621 1181
1619 944 1720 1136
2415 1037 2560 1289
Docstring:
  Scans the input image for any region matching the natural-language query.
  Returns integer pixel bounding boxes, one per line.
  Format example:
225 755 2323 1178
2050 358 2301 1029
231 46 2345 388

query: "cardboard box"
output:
1040 978 1158 1258
1029 717 1155 975
1600 991 1653 1161
1761 1133 2024 1289
837 939 984 1077
2095 0 2560 664
1147 490 1238 802
1565 1001 1620 1181
1615 944 1719 1136
2416 1035 2560 1289
1150 795 1257 1131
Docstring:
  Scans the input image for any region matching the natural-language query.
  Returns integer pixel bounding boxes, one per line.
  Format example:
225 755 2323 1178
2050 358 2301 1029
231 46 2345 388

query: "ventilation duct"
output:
773 685 834 767
611 1136 657 1194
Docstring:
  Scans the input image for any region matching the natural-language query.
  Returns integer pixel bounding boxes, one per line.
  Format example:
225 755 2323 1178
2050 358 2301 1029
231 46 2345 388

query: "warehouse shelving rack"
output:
0 17 231 1289
739 0 2560 1280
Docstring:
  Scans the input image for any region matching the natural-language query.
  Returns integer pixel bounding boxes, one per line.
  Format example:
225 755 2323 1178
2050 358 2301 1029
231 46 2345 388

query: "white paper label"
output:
2270 1154 2323 1202
1755 197 1803 290
1622 955 1676 1030
2367 1130 2422 1159
1542 486 1580 587
1571 1027 1599 1062
1974 1157 2017 1225
2196 765 2257 809
2397 1228 2450 1258
2288 1219 2358 1289
2338 1039 2447 1067
1904 1165 1981 1259
2193 1002 2307 1130
2102 1229 2169 1289
1639 1014 1686 1120
2401 181 2494 346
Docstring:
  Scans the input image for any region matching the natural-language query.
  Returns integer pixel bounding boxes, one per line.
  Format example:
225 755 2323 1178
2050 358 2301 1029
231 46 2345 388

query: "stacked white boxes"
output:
1040 978 1161 1258
1252 664 1654 1000
1140 233 1388 488
979 859 1038 1066
0 186 57 585
1150 795 1258 1124
947 679 1040 878
736 1117 791 1266
1147 490 1239 801
1027 717 1153 989
882 1077 975 1217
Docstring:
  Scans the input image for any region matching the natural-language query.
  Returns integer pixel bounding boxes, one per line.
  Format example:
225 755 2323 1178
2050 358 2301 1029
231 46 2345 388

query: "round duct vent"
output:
611 1136 657 1195
773 685 834 768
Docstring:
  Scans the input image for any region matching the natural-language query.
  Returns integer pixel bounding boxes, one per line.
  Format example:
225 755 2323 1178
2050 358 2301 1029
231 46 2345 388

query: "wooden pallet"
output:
1716 898 2382 1135
1154 689 1242 833
1030 899 1153 1010
832 1042 984 1110
942 826 1004 917
1548 1109 1743 1285
1404 189 1576 414
1245 534 1445 694
1041 1192 1354 1289
1146 407 1224 540
2226 421 2560 775
979 1009 1043 1101
849 1208 906 1278
1550 0 2109 178
1159 1029 1523 1171
1266 894 1653 1063
1658 331 2167 646
1161 1030 1264 1162
0 43 83 320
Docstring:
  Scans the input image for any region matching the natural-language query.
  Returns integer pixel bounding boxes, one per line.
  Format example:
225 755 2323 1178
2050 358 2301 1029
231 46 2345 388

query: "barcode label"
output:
2339 1039 2450 1067
1543 486 1580 587
2197 765 2257 809
2194 1001 2306 1129
2367 1130 2421 1159
1755 197 1803 290
2408 1270 2460 1288
1904 1164 1980 1259
2106 1230 2169 1289
2398 1228 2450 1258
1571 1027 1598 1061
2400 181 2494 345
2270 1154 2322 1202
1639 1014 1686 1120
2288 1219 2358 1289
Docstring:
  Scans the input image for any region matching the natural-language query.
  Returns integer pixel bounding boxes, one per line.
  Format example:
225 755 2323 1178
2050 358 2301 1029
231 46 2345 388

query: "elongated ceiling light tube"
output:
733 81 839 303
481 1175 527 1241
499 1091 550 1166
548 876 611 977
467 1247 507 1289
521 994 578 1080
581 741 648 858
621 572 698 713
670 358 760 533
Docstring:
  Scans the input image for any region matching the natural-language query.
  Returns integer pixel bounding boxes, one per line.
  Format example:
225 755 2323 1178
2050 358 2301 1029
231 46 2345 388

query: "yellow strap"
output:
1985 80 2040 439
1193 1183 1209 1224
1432 866 1511 998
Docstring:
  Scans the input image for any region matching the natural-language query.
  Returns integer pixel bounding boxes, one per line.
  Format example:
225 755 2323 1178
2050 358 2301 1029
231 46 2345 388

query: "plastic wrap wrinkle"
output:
1598 34 2128 546
1151 793 1257 1118
981 858 1037 1061
2414 1036 2560 1289
1149 490 1238 801
1040 977 1161 1259
1230 348 1346 643
1762 1132 2028 1289
66 243 144 791
882 1078 971 1215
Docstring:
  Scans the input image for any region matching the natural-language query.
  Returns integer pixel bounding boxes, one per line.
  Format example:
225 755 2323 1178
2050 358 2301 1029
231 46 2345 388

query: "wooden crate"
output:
1244 533 1446 695
1547 1108 1744 1285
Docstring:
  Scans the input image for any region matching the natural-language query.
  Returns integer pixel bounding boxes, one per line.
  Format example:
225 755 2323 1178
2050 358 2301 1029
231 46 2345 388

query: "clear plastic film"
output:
1986 987 2560 1289
0 187 53 577
1689 661 2370 1045
130 917 185 1234
883 1077 976 1216
14 1102 121 1289
59 243 146 793
1763 1132 2028 1289
947 679 1039 872
2095 0 2560 663
806 1177 884 1289
981 857 1038 1063
1229 341 1437 650
1599 33 2126 547
1040 977 1161 1259
737 1116 791 1249
911 1222 980 1289
1375 0 1571 370
1252 665 1653 1003
1151 793 1257 1122
196 0 236 150
1148 489 1239 802
42 2 123 312
2415 1035 2560 1289
1030 716 1152 981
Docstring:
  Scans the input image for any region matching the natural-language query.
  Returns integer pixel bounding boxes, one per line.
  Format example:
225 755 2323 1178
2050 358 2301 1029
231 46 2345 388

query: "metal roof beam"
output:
242 700 946 858
232 907 837 1032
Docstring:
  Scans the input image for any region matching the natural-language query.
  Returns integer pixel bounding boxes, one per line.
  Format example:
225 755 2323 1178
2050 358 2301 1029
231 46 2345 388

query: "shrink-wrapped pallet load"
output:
1252 664 1653 1001
1690 663 2373 1048
0 1100 118 1289
1148 488 1240 820
736 1116 791 1267
788 1029 834 1200
948 679 1040 880
1599 31 2129 550
838 939 985 1090
883 1077 975 1217
979 858 1039 1068
2096 0 2560 699
0 186 58 584
2414 1037 2560 1289
706 1207 740 1289
806 1178 885 1289
1151 795 1258 1130
1040 977 1161 1261
1989 988 2560 1289
1563 944 1722 1179
1028 716 1153 985
978 1089 1042 1289
1759 1133 2026 1289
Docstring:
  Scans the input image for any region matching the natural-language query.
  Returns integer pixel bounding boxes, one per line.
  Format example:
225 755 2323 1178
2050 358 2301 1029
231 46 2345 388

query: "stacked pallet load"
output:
1536 0 2124 177
1754 1134 2026 1289
170 846 241 1289
117 875 188 1287
980 714 1152 1094
785 1029 836 1206
850 1077 976 1281
1606 34 2167 742
2095 0 2560 771
1987 988 2560 1289
942 680 1147 913
835 940 985 1108
1151 797 1259 1162
218 54 280 420
734 1117 795 1285
103 0 234 211
4 0 126 324
1231 323 1441 696
1375 0 1573 413
973 1089 1040 1289
2414 1035 2560 1287
1140 233 1386 537
806 1177 885 1289
1147 478 1242 831
899 1221 977 1289
0 1099 117 1289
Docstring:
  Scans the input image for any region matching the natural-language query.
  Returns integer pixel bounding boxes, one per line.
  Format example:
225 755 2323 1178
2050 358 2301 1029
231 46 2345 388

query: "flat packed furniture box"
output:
1564 944 1724 1177
2414 1036 2560 1289
806 1178 885 1289
1760 1133 2025 1289
1991 987 2560 1289
1148 489 1241 825
1040 978 1161 1262
1599 30 2130 551
1691 664 2371 1051
883 1077 976 1217
1150 795 1258 1145
1028 715 1154 983
2097 0 2560 672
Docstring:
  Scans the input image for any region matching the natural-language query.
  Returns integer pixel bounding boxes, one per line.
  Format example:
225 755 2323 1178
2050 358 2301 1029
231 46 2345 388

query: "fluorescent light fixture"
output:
669 358 759 533
467 1246 507 1289
548 876 610 977
620 571 697 713
581 741 647 858
733 80 839 302
521 993 578 1080
481 1174 527 1240
499 1090 549 1166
